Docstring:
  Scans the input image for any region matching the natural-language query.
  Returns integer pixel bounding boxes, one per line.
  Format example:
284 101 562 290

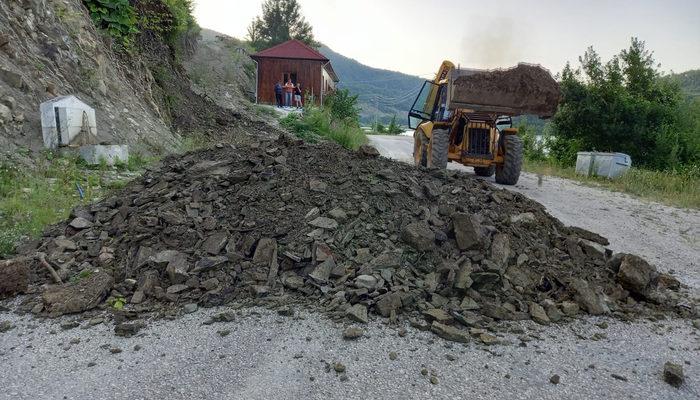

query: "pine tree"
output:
247 0 317 50
387 115 403 134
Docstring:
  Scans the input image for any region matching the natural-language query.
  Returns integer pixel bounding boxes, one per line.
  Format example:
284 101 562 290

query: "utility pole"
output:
374 96 378 131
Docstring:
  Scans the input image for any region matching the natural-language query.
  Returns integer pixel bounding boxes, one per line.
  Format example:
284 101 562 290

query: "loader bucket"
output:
449 63 560 118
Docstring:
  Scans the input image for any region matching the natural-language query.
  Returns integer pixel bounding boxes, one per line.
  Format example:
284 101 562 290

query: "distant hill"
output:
319 45 423 126
670 69 700 98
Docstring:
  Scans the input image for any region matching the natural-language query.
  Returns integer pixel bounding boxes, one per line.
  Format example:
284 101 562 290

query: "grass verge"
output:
0 152 151 257
523 159 700 209
280 107 367 150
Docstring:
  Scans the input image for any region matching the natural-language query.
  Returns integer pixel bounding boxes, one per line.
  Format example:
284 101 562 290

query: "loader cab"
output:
408 81 450 129
495 116 513 131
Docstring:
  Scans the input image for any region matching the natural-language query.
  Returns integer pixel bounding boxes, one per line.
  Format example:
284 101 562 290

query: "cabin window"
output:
283 73 297 84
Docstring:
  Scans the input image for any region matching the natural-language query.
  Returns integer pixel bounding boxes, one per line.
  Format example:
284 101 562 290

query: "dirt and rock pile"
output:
451 63 560 118
1 138 696 341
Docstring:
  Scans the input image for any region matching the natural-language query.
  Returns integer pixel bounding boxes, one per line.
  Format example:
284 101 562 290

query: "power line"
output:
371 87 423 104
361 81 425 101
339 72 435 85
340 77 411 84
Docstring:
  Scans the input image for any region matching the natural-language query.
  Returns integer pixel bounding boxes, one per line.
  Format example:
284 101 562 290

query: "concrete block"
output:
575 152 631 179
40 95 97 149
79 145 129 166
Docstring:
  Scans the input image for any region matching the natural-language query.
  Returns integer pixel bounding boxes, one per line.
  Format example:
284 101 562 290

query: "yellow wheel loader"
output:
408 61 559 185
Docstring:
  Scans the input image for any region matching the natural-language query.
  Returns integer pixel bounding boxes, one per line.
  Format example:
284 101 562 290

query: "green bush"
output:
83 0 198 51
135 0 199 50
325 89 361 125
162 0 197 36
518 122 548 161
83 0 138 48
372 122 386 134
280 111 323 143
280 99 367 150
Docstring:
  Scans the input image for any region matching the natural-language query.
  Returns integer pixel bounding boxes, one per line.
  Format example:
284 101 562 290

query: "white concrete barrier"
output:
575 152 631 178
40 96 96 149
79 145 129 166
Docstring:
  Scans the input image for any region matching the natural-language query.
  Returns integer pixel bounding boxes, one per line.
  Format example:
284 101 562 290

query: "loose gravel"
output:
1 306 698 400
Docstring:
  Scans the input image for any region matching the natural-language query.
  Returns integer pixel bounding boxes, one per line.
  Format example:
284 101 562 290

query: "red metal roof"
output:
251 39 329 61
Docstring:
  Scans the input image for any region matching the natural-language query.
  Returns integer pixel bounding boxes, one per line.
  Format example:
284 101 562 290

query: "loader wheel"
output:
430 128 449 170
414 130 428 167
495 135 523 185
474 166 495 177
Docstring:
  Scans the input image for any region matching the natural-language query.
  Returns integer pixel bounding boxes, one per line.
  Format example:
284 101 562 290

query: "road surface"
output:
0 304 698 400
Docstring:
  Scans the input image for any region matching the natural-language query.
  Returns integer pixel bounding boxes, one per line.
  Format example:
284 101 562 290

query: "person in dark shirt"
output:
274 82 283 108
294 83 303 109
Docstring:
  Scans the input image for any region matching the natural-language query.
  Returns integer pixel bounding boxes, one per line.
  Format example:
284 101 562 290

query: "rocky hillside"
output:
0 0 276 160
0 0 178 155
183 29 256 114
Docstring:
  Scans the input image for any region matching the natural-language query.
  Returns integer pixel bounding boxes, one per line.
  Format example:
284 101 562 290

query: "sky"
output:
193 0 700 78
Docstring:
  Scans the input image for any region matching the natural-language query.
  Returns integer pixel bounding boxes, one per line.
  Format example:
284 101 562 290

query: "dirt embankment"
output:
183 29 257 115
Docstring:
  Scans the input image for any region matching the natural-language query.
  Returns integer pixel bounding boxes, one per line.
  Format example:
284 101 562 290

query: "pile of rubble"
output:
1 137 695 341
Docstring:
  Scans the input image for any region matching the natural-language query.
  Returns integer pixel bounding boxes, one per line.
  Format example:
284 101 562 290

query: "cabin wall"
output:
255 58 323 105
321 67 336 95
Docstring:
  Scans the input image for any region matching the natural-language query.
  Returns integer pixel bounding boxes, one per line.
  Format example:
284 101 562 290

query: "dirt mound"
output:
2 138 695 340
451 63 560 118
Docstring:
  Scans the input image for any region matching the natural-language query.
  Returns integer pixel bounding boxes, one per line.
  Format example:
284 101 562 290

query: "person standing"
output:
283 79 294 107
294 83 303 109
274 81 283 108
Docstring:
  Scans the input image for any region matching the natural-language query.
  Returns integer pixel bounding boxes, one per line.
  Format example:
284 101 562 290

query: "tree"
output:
386 115 403 134
373 122 386 133
325 89 360 126
550 37 689 169
518 122 547 161
247 17 263 46
247 0 317 50
620 37 657 97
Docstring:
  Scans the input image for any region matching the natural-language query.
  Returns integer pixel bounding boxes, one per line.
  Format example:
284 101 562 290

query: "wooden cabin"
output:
250 40 339 105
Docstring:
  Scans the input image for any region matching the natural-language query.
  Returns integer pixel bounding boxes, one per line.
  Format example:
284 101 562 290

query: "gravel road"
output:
0 135 698 400
1 305 698 400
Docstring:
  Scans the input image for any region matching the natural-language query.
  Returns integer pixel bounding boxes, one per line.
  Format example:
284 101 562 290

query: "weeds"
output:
0 153 148 257
178 133 213 152
251 104 279 118
280 106 367 150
